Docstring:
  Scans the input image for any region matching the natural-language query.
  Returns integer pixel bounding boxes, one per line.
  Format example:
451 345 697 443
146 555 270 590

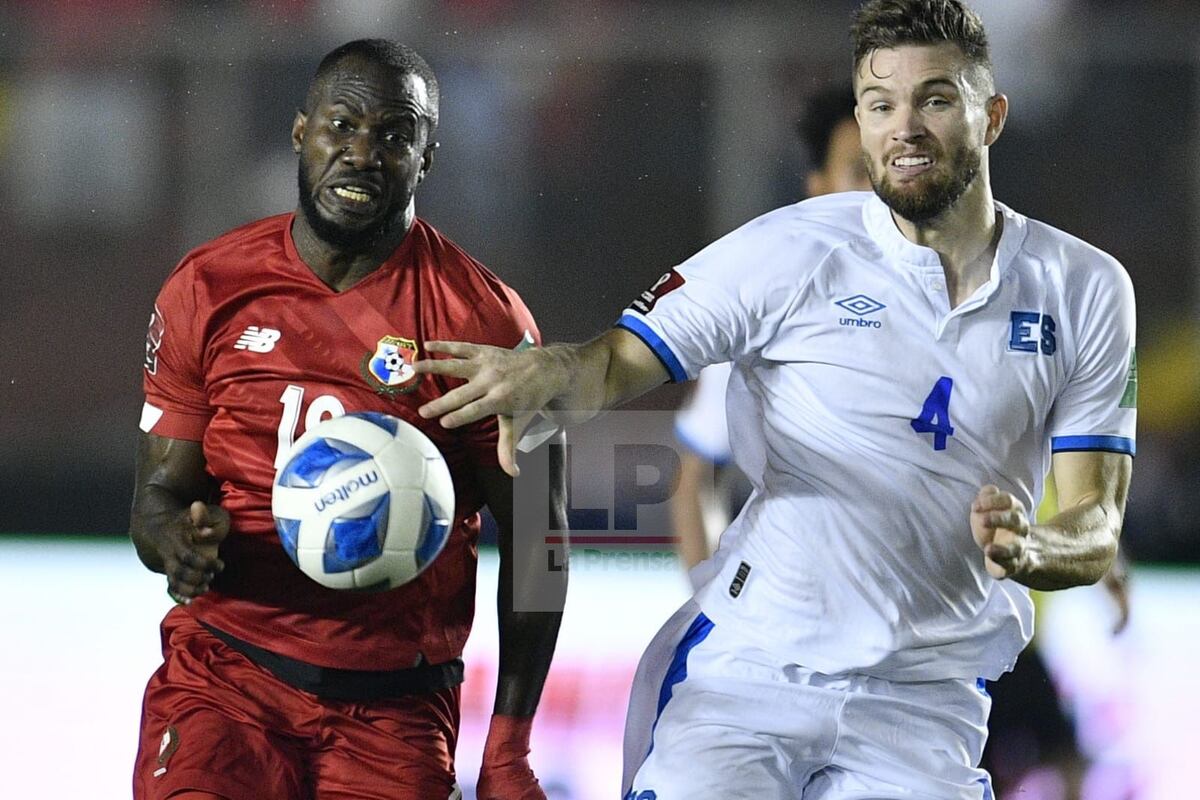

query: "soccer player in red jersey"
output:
129 39 566 800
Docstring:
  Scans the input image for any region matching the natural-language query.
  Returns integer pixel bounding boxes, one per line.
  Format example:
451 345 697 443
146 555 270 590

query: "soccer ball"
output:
271 411 455 591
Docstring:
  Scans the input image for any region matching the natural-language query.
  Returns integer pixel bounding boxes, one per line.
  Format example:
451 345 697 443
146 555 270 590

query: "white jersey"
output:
620 191 1136 682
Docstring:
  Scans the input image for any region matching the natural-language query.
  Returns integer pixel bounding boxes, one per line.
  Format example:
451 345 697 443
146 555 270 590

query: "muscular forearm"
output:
493 608 564 717
541 337 635 425
494 539 565 716
975 453 1129 591
539 342 609 426
1019 501 1120 591
543 329 669 425
128 434 226 591
670 456 713 570
129 484 186 573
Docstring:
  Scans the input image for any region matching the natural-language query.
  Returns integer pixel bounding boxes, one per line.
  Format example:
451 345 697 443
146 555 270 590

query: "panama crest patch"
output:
361 335 422 396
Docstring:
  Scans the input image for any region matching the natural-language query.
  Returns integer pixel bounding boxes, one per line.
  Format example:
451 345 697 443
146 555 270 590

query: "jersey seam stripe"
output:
1049 435 1135 456
615 314 688 383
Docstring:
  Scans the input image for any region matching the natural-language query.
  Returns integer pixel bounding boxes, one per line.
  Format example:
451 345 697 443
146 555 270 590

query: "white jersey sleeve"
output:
616 206 831 380
1046 242 1137 455
674 363 733 464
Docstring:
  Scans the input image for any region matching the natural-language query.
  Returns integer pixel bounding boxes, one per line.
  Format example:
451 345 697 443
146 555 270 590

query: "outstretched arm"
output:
474 436 568 800
971 450 1131 590
670 452 715 572
416 328 669 476
129 432 230 602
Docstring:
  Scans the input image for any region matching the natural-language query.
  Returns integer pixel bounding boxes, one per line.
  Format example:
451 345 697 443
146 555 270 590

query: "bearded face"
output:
854 43 997 226
866 135 981 223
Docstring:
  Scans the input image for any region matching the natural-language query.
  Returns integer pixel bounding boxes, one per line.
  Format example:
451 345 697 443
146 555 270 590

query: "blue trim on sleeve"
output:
674 421 733 466
616 314 689 383
1051 435 1135 456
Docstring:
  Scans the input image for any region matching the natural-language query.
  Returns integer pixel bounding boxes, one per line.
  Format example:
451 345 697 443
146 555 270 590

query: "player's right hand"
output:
162 501 230 604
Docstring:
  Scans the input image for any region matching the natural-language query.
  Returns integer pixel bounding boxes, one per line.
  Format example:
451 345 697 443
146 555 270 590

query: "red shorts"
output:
133 607 460 800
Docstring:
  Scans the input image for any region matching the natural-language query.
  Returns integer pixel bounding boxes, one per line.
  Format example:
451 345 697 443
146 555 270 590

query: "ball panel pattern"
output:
414 494 451 569
322 494 389 573
277 437 370 489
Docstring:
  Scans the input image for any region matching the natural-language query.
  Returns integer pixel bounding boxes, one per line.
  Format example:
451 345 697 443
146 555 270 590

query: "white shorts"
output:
622 601 995 800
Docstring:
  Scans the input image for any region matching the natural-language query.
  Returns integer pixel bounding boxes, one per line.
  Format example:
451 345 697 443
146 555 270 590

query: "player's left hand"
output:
416 341 565 477
971 485 1032 580
476 715 546 800
1101 556 1131 635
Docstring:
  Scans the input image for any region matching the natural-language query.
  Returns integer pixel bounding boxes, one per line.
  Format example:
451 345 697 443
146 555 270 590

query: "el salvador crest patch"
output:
361 335 422 396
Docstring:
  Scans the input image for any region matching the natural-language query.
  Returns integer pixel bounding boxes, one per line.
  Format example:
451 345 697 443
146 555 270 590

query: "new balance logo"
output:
234 326 281 352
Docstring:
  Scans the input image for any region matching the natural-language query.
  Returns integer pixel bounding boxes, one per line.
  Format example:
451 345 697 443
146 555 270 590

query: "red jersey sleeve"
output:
461 284 541 468
140 260 211 441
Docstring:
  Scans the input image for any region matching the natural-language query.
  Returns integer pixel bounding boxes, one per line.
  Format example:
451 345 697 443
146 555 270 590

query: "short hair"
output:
850 0 992 83
306 39 440 133
797 85 857 169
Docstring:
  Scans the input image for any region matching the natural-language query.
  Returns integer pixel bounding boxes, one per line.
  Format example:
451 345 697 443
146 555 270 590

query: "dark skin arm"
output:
129 432 230 601
477 434 568 716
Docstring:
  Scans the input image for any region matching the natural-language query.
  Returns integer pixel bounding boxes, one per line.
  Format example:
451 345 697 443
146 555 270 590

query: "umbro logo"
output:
234 326 281 352
835 294 886 329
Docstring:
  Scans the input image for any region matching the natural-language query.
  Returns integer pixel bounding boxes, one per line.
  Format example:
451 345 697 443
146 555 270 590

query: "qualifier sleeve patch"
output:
1120 348 1138 409
629 269 685 315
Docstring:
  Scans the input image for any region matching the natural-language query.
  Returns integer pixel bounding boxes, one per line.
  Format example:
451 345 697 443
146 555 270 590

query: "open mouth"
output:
323 183 381 214
890 154 934 177
333 186 373 203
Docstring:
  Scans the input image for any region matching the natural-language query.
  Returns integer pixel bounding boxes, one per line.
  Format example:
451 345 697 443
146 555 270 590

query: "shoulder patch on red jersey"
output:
630 269 685 315
361 335 422 396
153 725 180 777
144 304 166 375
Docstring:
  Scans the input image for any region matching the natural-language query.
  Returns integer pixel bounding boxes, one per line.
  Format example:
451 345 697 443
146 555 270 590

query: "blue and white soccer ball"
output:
271 411 455 591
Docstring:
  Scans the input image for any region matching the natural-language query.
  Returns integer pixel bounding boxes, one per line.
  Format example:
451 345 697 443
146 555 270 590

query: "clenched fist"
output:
971 485 1032 580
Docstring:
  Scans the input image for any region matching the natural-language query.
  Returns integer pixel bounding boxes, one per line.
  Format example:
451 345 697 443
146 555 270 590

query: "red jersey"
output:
141 213 538 670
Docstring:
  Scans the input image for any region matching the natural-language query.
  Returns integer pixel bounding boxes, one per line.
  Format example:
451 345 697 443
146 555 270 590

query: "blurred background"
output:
0 0 1197 797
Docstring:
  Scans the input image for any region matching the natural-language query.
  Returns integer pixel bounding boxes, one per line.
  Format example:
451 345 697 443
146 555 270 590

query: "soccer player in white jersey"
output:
673 85 873 578
415 0 1136 796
